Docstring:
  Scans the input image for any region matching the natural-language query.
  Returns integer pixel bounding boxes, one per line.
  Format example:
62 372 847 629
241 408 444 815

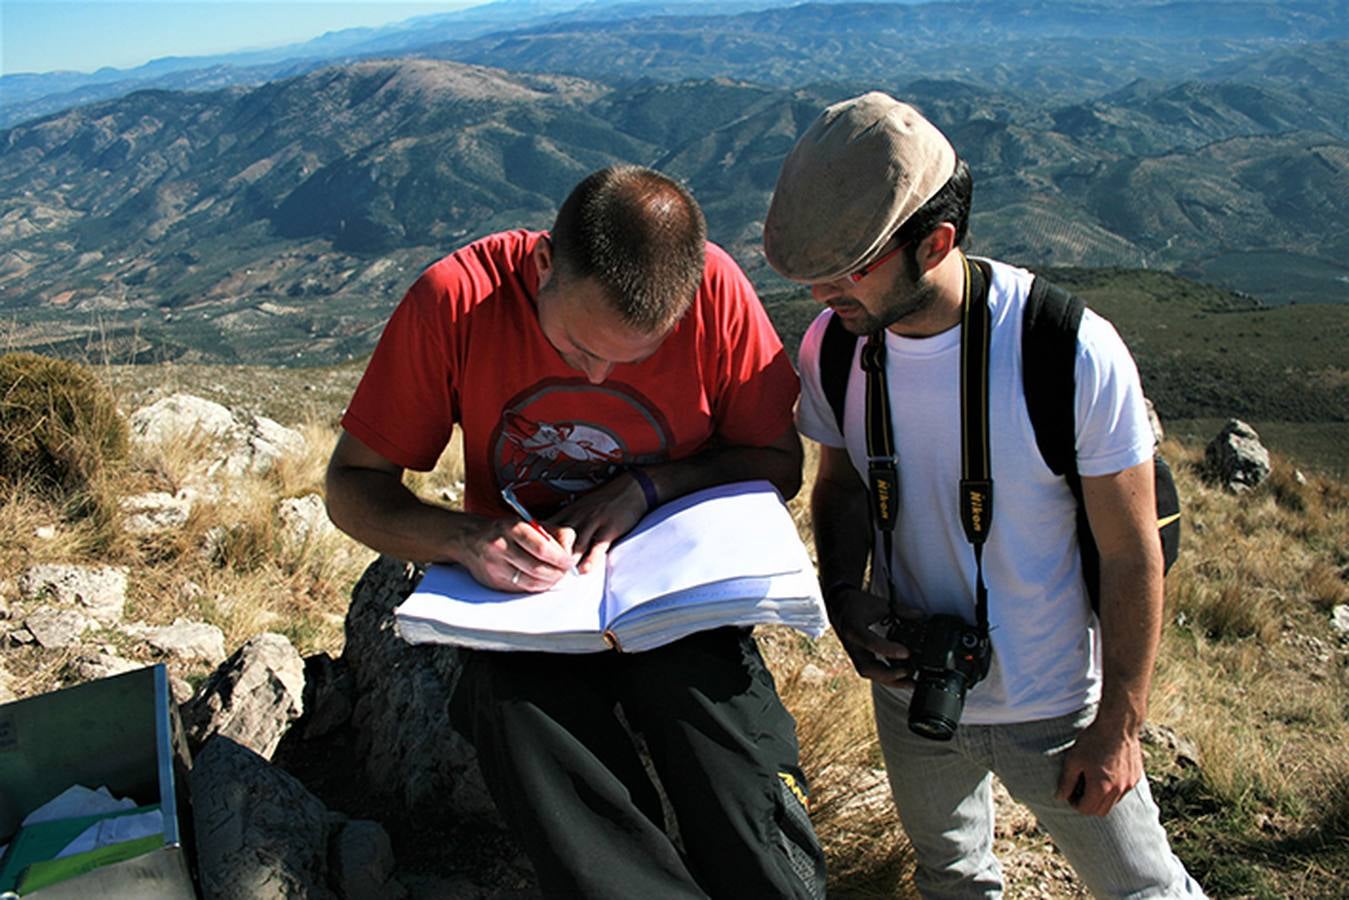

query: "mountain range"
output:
1 0 1346 370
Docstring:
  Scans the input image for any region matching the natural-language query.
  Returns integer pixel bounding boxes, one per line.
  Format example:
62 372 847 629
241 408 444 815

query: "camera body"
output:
886 614 992 741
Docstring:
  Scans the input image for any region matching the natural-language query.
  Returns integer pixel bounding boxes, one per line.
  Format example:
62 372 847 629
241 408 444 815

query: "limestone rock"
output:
132 618 228 662
68 651 143 681
129 393 236 448
1144 397 1164 443
18 563 128 625
212 415 306 477
298 653 354 742
1332 604 1349 639
278 494 336 548
183 632 306 759
341 556 495 819
1204 418 1270 492
191 736 337 900
329 818 406 900
25 606 93 648
121 490 195 533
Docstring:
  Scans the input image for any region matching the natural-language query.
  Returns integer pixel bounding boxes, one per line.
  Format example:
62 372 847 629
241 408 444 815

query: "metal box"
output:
0 664 197 898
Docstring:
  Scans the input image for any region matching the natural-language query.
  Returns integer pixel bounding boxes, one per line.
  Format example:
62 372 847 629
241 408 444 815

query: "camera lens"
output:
908 673 967 741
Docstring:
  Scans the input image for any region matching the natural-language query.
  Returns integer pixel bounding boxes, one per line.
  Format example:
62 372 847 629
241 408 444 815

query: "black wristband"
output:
629 468 659 512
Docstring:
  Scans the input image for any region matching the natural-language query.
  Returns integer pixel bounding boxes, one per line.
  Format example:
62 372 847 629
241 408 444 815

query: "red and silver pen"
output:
500 484 580 576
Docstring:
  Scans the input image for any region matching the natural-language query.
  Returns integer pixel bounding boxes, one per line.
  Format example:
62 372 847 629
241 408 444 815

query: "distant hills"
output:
0 0 1346 372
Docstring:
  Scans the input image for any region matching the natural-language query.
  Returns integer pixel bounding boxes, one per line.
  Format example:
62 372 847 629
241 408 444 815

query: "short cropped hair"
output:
895 157 974 267
550 165 708 334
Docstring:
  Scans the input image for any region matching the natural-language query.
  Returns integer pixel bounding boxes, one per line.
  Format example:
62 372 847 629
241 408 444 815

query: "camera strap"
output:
862 253 993 633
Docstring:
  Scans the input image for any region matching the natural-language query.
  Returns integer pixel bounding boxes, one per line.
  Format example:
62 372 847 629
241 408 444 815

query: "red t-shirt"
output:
342 230 799 517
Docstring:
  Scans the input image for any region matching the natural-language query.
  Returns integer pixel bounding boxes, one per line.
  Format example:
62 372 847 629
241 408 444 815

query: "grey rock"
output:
1332 604 1349 639
1204 418 1271 492
279 494 336 548
121 490 195 533
0 661 15 703
1144 397 1164 443
6 627 36 646
133 618 228 662
191 736 337 900
1141 722 1201 768
212 415 306 477
342 556 496 819
298 653 354 741
129 393 236 448
183 632 306 759
25 606 93 648
329 818 405 900
18 563 128 625
68 651 142 681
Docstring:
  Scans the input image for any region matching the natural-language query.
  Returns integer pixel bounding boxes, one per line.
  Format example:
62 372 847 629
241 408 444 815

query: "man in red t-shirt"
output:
326 165 825 898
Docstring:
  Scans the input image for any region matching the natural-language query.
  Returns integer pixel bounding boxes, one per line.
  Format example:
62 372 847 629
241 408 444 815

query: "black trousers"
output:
449 627 826 899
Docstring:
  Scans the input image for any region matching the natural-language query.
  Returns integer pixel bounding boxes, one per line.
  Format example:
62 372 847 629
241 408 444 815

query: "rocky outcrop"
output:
191 735 407 900
183 632 307 759
1204 418 1271 492
339 555 496 818
18 563 128 625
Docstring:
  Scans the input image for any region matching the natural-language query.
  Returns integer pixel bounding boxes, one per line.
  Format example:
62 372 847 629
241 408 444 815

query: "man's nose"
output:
583 359 615 384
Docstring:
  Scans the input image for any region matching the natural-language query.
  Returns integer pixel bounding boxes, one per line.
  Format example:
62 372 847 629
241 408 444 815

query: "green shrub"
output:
0 352 128 505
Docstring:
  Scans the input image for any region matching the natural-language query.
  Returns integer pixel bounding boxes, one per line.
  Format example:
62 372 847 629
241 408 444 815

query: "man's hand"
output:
548 471 649 574
1055 717 1144 816
457 514 579 593
828 585 915 688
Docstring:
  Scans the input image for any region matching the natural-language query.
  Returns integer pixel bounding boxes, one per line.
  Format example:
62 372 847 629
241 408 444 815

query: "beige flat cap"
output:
763 92 957 283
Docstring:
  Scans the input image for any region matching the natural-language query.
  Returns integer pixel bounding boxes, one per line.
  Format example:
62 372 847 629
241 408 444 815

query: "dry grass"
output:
4 362 1347 897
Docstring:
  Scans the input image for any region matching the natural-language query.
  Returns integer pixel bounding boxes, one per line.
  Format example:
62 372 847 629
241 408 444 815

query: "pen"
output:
500 484 581 576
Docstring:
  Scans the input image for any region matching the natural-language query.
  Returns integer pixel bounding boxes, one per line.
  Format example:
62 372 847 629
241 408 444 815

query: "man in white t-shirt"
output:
762 91 1204 898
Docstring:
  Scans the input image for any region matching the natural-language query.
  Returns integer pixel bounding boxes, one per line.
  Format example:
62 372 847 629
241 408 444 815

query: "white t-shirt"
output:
796 258 1155 725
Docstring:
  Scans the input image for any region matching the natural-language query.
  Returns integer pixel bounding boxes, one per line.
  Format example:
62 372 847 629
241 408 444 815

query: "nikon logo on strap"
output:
869 467 898 529
961 479 992 542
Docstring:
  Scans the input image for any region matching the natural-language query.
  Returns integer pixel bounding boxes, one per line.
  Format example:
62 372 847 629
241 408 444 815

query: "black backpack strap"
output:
1022 276 1101 606
1022 277 1085 479
819 311 859 436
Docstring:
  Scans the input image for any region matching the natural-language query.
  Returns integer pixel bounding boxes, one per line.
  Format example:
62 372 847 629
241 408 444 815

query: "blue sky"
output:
1 1 481 75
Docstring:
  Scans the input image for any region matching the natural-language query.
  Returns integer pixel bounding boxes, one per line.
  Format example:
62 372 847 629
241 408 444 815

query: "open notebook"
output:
394 480 826 653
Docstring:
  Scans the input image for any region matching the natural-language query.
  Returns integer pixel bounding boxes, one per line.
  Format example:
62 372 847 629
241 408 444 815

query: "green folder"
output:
0 805 162 894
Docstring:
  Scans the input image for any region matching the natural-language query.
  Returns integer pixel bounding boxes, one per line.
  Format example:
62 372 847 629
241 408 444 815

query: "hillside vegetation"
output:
3 33 1348 367
1 355 1346 897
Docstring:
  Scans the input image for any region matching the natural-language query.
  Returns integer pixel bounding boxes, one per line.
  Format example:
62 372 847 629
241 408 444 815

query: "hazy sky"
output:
1 1 482 76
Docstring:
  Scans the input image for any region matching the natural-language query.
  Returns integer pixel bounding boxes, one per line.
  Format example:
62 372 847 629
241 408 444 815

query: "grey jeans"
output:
873 684 1205 899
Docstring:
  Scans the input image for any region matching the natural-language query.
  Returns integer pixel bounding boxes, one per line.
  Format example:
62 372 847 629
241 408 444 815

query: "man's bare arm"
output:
809 444 911 685
1055 457 1165 816
324 430 576 592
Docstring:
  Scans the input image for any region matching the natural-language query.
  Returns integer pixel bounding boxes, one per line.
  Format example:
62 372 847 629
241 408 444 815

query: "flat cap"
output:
763 92 957 283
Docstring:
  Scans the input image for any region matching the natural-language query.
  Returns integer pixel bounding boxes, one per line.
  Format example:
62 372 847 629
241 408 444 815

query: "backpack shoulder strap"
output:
819 311 859 435
1022 276 1085 478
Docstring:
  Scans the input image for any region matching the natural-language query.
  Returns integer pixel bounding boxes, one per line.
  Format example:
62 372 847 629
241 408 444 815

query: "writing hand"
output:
548 471 649 574
1055 718 1143 817
459 514 578 593
828 585 914 688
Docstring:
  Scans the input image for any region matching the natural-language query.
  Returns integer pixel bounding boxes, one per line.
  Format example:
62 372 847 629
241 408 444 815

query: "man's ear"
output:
533 236 555 291
915 222 957 274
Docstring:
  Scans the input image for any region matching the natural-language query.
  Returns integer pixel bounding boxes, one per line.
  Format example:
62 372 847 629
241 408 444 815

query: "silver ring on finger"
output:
511 569 521 585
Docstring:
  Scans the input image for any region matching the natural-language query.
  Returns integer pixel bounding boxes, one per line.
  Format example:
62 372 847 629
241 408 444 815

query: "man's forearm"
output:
325 464 478 565
809 446 873 600
1093 551 1165 737
641 425 804 504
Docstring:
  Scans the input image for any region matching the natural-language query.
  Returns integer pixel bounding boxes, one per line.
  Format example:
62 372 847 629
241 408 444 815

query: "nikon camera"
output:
886 614 992 741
